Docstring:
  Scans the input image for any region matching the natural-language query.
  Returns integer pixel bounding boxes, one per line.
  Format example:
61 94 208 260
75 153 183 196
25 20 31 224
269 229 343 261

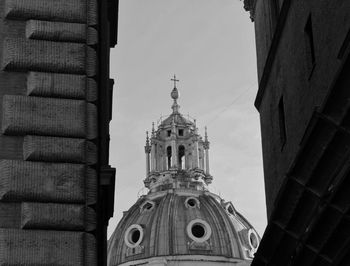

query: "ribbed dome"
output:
159 113 194 128
107 189 260 266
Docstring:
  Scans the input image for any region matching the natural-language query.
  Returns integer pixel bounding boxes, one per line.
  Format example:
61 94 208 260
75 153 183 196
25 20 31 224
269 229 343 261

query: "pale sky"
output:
108 0 267 237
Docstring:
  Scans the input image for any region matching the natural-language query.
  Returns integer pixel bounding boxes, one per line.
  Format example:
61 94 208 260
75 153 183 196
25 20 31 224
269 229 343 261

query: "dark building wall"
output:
0 0 117 265
253 0 350 218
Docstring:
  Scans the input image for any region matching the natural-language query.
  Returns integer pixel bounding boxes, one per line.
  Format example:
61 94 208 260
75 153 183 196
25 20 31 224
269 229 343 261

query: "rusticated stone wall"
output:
0 0 116 264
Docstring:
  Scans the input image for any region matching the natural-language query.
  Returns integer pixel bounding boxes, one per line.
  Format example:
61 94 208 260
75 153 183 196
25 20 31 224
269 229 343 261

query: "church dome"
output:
108 79 260 266
108 189 259 266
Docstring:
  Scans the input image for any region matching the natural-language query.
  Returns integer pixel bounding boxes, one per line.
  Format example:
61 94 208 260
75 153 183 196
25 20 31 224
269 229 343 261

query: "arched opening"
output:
167 146 172 169
178 145 185 169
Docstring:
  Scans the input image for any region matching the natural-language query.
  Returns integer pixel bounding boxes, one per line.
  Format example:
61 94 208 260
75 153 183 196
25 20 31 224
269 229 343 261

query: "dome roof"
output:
107 189 260 265
159 112 194 128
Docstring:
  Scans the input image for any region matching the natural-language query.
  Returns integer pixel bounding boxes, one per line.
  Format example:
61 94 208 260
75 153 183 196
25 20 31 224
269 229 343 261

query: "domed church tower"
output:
107 77 260 266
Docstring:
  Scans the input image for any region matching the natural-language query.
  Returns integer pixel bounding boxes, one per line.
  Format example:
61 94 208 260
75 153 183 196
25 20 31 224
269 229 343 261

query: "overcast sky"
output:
108 0 267 237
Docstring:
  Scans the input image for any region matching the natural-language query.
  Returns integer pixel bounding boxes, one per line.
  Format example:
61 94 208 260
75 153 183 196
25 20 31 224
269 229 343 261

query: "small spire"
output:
151 122 155 136
146 131 150 145
204 126 210 150
145 131 151 153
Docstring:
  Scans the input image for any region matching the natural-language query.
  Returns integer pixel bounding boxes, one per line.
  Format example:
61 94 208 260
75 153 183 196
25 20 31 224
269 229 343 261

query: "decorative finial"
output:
151 122 155 136
204 126 210 150
145 131 151 153
170 75 180 113
146 131 150 144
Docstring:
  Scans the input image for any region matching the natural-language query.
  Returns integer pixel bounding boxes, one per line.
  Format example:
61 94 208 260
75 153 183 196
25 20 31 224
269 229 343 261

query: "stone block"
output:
27 72 87 99
86 232 97 265
87 78 98 102
5 0 86 23
0 160 85 203
26 20 86 43
0 229 96 265
21 202 85 230
0 203 21 228
87 103 98 140
86 140 98 165
23 135 86 163
86 47 97 77
2 38 86 74
86 167 97 205
87 0 98 26
2 95 86 138
87 27 98 45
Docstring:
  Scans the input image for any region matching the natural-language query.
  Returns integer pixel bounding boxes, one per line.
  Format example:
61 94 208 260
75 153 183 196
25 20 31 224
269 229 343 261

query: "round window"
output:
248 229 259 250
185 197 199 209
140 200 155 212
124 224 144 248
191 224 205 238
186 219 212 243
144 202 153 210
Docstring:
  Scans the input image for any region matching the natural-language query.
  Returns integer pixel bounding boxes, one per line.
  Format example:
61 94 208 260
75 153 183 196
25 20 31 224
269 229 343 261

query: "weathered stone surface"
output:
0 160 85 203
87 78 98 102
5 0 87 23
23 135 86 163
86 233 97 265
2 95 86 138
87 0 98 26
2 38 86 74
86 47 97 77
26 20 86 43
21 202 86 230
86 141 98 165
86 167 97 205
0 229 92 265
86 207 97 231
27 72 87 99
0 136 23 160
0 203 21 228
87 27 98 45
87 103 98 140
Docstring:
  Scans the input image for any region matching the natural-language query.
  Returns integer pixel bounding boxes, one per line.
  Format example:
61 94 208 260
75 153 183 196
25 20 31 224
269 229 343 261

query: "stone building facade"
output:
107 85 260 266
0 0 118 265
244 0 350 265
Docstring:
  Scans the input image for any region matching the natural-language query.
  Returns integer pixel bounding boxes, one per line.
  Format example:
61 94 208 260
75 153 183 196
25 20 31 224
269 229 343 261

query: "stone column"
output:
171 139 177 168
205 148 210 175
151 141 156 171
145 139 151 176
193 140 199 168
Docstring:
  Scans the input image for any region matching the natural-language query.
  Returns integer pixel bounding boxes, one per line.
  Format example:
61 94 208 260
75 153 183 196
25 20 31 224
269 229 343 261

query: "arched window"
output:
167 146 172 169
178 145 185 169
